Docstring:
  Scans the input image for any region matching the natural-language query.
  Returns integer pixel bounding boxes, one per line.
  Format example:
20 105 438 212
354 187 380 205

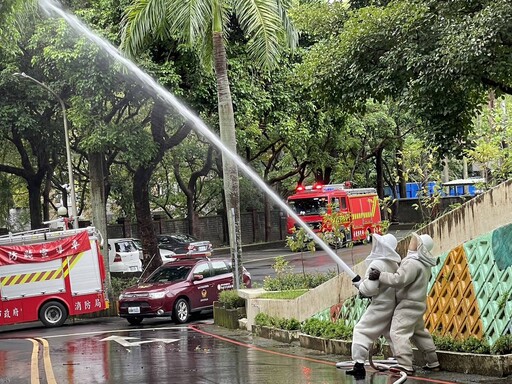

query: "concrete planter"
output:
252 325 300 344
252 327 512 377
298 333 352 356
213 301 246 329
414 349 512 377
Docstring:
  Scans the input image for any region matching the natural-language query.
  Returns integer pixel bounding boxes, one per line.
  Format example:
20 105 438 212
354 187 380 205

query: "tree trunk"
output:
43 171 52 222
264 194 271 242
133 166 161 279
375 148 384 199
186 194 196 236
213 31 243 288
27 176 43 229
88 151 112 297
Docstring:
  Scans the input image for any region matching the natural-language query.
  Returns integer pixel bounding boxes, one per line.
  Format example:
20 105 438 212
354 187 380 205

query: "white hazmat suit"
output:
376 233 440 374
345 233 401 377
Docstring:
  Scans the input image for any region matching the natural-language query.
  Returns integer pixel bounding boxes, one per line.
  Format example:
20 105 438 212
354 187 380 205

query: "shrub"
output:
300 318 353 340
111 276 139 299
491 335 512 355
262 256 336 291
255 312 274 327
254 313 301 330
460 336 490 354
432 334 491 354
218 289 245 309
263 270 336 291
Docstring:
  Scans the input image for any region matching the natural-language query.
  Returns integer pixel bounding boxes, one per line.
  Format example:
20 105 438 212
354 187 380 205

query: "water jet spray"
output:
38 0 360 281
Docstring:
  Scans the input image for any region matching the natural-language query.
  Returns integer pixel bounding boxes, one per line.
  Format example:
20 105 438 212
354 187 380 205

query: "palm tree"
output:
120 0 297 286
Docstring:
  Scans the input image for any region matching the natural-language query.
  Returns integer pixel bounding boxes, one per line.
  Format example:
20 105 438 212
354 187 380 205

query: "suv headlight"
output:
149 292 166 299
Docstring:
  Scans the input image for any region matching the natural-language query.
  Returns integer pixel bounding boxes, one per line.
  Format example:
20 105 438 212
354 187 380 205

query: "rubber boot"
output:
346 362 366 379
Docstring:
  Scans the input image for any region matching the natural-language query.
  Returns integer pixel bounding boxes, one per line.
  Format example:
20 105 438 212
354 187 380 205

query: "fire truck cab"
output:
286 182 382 244
0 227 109 327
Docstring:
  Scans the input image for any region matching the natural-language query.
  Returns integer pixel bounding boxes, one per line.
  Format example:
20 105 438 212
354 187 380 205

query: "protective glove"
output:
368 268 381 281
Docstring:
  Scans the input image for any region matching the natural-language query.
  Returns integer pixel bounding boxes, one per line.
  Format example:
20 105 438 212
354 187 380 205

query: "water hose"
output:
369 344 408 384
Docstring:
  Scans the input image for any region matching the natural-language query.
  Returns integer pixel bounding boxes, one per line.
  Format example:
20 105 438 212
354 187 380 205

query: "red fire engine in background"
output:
286 182 382 244
0 227 109 327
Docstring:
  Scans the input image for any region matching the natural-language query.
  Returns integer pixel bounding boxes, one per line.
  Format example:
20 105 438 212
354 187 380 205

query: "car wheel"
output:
127 316 143 326
173 298 190 324
39 301 68 327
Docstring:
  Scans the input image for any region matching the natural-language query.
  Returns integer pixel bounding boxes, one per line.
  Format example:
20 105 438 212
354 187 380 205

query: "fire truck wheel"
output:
172 298 190 324
39 301 68 327
127 316 143 326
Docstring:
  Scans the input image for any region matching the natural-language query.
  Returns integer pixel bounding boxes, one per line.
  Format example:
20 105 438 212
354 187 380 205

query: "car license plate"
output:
128 307 140 314
198 246 206 251
129 266 138 271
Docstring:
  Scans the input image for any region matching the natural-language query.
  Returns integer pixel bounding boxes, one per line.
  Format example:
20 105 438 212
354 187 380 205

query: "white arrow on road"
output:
101 335 180 347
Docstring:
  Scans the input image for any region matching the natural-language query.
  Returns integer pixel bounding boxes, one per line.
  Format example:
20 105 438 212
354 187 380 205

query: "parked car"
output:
131 238 176 264
157 233 213 259
130 238 144 260
108 238 143 273
118 258 251 325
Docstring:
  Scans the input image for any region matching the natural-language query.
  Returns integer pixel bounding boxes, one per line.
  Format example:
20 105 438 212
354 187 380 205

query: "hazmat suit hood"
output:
365 233 401 265
408 232 437 267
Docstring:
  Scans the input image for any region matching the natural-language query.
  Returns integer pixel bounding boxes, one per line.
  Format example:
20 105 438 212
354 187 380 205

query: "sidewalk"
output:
198 323 511 384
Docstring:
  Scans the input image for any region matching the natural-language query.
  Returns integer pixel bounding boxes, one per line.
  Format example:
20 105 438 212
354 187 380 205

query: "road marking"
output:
26 338 57 384
27 338 39 384
101 335 180 347
36 338 57 384
43 326 184 339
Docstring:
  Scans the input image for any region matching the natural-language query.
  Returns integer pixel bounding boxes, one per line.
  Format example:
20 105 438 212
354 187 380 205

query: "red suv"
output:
118 258 251 325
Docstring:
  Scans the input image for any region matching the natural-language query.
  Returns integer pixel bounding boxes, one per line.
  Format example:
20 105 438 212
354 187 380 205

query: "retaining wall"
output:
241 180 512 346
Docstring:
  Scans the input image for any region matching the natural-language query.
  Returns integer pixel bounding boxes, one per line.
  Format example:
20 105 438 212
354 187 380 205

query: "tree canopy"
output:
299 0 512 156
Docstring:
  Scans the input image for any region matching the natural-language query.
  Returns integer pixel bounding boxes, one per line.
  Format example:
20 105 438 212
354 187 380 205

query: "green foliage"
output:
111 275 139 299
263 256 336 290
497 288 512 311
286 227 316 252
466 94 512 186
299 0 512 157
254 313 301 331
460 336 491 354
263 271 336 291
432 334 490 355
218 289 245 309
320 205 351 249
254 312 274 327
258 289 308 299
491 335 512 355
300 318 353 340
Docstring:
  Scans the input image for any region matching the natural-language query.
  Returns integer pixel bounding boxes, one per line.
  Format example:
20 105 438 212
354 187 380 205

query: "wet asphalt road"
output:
1 317 508 384
237 225 415 284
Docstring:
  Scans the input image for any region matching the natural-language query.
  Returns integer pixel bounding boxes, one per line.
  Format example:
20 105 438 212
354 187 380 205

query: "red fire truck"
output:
0 227 109 327
286 182 382 244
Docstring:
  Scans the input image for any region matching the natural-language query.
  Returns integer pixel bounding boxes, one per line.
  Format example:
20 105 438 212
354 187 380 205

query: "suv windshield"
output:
146 266 192 283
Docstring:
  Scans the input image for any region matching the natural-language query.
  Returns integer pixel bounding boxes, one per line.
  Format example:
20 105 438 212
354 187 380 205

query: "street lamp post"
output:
14 72 79 229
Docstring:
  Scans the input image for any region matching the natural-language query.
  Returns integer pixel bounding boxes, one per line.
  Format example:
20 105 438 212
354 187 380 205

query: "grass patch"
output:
258 289 308 299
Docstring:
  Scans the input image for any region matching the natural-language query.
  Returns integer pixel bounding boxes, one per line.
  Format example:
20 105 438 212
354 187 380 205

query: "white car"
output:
159 247 179 263
132 238 178 264
108 238 143 273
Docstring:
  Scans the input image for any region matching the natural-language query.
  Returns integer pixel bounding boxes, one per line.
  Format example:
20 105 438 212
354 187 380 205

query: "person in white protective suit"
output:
344 233 401 379
369 232 440 375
